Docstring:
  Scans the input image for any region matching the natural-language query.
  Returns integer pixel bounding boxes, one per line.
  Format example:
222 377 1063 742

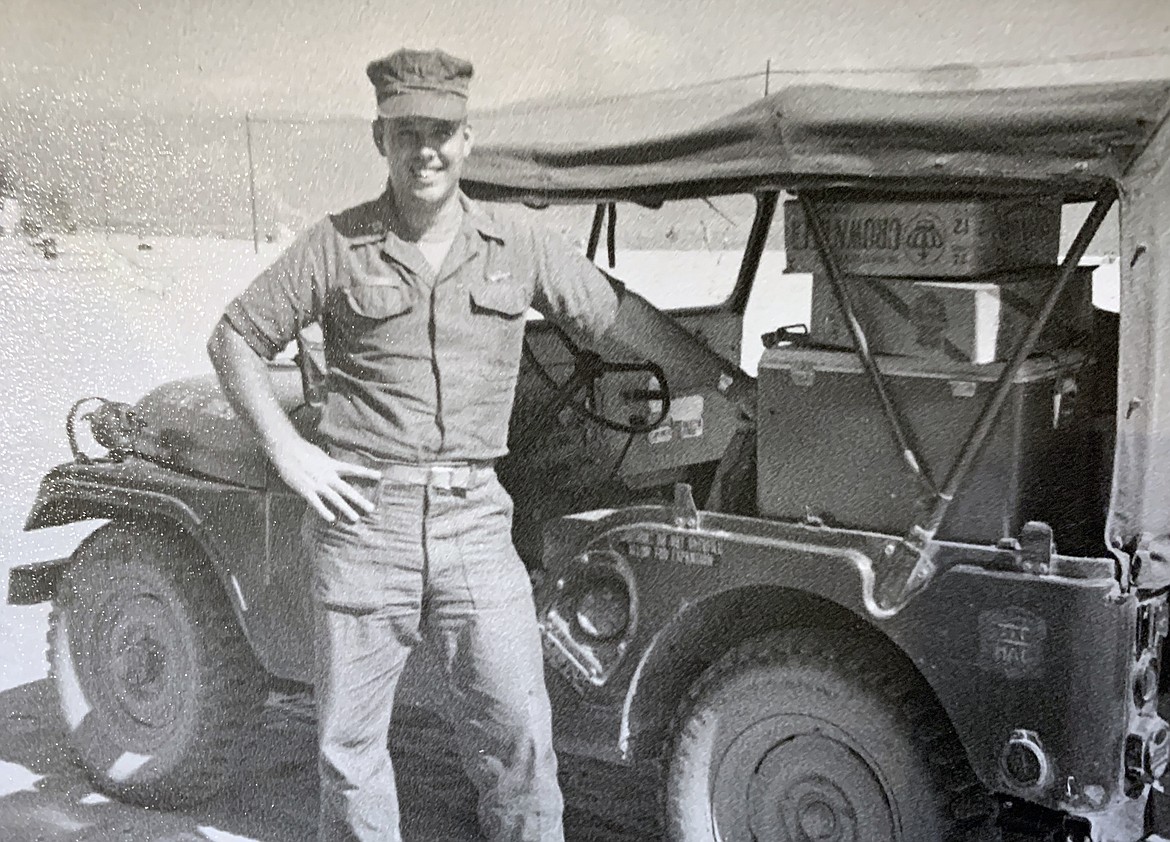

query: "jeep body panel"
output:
20 458 317 679
21 460 276 664
536 505 1148 817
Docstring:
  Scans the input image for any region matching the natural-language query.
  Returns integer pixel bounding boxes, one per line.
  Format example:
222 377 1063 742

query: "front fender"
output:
26 459 226 534
15 457 270 664
7 557 69 605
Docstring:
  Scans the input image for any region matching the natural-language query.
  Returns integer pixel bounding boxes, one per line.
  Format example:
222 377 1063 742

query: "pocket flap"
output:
470 283 528 317
344 283 413 320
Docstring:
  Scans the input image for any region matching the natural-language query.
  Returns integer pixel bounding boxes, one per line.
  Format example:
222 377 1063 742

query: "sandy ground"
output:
0 676 662 842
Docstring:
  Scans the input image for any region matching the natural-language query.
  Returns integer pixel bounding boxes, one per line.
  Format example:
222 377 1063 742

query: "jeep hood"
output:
130 368 314 489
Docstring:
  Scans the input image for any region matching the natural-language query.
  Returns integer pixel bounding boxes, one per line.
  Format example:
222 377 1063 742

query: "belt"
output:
380 462 494 492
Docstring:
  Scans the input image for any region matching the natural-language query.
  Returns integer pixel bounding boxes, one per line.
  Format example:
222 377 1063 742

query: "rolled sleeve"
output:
223 221 330 359
529 224 620 341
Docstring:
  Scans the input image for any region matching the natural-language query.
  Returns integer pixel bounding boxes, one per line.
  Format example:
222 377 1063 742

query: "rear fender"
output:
541 505 1138 818
540 508 894 762
619 584 880 761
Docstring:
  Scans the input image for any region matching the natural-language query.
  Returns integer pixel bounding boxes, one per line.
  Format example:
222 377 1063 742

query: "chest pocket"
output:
343 280 413 321
468 281 530 381
469 283 528 319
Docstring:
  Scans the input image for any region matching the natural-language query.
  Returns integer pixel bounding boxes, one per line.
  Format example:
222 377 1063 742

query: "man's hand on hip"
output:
206 320 380 524
268 435 381 523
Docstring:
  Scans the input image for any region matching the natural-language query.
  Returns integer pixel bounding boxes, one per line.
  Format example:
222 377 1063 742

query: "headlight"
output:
573 579 630 641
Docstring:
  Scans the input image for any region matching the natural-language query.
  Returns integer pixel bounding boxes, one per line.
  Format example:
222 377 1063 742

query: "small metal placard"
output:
949 380 977 399
978 606 1047 679
617 528 723 567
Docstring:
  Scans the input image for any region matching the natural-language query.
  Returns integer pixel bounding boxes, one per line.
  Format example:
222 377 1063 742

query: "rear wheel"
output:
49 522 265 807
664 628 992 841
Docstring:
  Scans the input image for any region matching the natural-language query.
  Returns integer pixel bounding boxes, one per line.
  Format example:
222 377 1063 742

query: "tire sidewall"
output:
51 524 228 803
667 646 947 842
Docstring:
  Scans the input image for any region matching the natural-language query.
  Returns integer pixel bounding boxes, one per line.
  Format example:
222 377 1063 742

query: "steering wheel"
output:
522 320 671 435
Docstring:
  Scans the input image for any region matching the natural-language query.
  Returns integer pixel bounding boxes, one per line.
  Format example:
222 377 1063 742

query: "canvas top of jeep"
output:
464 80 1170 202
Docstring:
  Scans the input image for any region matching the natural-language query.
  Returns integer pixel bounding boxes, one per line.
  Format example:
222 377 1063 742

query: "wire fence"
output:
0 48 1164 245
0 109 381 243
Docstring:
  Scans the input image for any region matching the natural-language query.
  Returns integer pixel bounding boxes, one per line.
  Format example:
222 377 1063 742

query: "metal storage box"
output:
756 347 1088 544
808 266 1094 364
784 199 1061 278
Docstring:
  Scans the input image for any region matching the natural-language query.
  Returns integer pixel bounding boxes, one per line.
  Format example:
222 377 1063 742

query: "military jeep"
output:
10 79 1170 841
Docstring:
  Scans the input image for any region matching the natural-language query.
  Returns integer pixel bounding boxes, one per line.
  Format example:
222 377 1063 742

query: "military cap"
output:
366 48 474 121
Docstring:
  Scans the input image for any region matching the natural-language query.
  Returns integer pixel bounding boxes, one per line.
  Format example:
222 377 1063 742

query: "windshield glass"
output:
597 195 756 309
485 195 757 312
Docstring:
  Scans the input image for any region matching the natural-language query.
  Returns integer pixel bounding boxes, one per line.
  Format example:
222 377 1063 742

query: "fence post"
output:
764 59 771 96
100 137 109 237
245 112 259 253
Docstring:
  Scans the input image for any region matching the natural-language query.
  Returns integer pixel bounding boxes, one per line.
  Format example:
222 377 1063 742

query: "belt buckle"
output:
429 465 475 497
430 466 454 492
432 466 470 497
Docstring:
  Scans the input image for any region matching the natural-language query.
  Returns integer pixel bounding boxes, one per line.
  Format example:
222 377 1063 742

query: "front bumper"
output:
7 557 68 605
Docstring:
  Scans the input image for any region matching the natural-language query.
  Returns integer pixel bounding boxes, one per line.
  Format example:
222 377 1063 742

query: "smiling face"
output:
375 116 473 211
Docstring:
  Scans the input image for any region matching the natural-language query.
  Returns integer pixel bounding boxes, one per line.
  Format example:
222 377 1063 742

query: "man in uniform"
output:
208 47 750 842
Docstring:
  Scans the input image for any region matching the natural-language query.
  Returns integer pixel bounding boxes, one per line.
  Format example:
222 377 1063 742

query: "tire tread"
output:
661 627 995 841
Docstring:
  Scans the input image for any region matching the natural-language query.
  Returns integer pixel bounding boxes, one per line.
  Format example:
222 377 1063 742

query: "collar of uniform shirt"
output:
343 191 506 250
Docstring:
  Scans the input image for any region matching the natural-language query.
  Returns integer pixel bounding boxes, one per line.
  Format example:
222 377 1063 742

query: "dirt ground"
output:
0 675 661 842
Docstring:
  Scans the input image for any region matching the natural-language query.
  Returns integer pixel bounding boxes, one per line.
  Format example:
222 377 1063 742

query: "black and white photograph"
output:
2 1 1170 840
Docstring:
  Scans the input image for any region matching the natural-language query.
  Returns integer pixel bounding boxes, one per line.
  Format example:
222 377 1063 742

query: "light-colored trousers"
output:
303 470 564 842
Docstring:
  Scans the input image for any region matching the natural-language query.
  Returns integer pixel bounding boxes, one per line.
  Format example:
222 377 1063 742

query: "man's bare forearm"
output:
206 319 302 456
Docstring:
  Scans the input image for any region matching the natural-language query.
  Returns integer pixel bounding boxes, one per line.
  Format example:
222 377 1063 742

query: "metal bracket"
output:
673 483 700 529
1017 521 1054 575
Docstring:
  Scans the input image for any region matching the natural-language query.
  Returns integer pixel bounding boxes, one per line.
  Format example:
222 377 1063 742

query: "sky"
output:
2 0 1170 118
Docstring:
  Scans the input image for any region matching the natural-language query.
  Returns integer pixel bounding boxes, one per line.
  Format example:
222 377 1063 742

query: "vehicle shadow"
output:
0 679 658 842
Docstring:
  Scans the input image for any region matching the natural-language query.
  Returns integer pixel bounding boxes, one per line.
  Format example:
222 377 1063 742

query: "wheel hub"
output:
121 633 166 690
797 797 839 839
714 720 897 842
96 593 185 730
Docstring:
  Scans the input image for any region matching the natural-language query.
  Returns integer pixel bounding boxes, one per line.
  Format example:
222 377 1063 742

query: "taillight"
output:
1135 662 1160 710
1125 598 1170 797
